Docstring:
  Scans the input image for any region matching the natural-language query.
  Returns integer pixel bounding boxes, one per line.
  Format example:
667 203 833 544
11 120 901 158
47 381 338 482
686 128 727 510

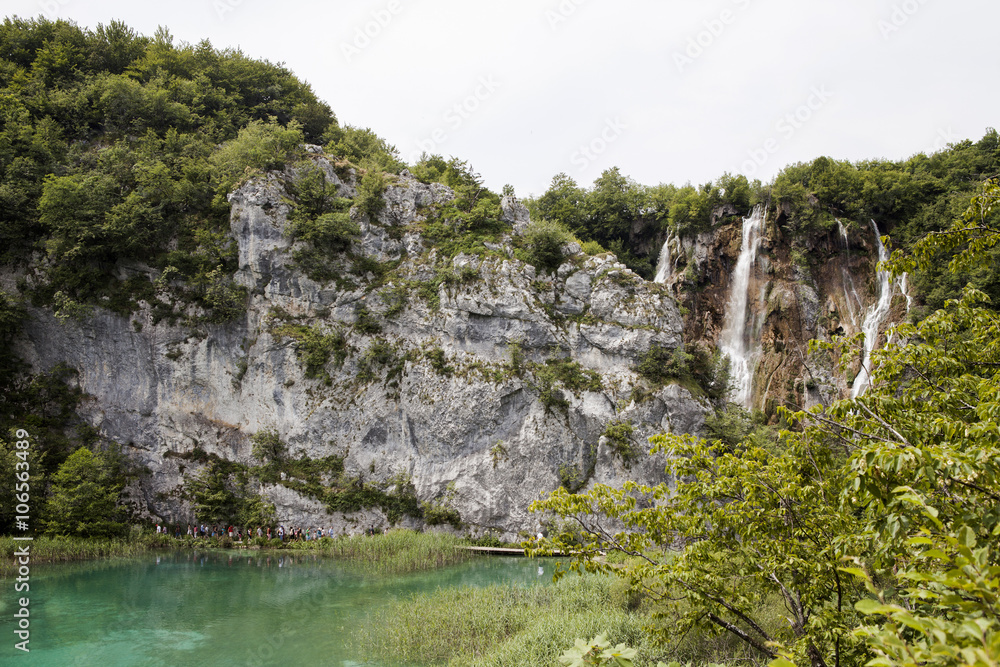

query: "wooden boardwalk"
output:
459 546 527 555
459 546 583 556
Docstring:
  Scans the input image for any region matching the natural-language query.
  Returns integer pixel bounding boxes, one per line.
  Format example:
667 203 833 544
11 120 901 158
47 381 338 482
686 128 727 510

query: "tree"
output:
0 434 46 534
45 447 129 537
530 181 1000 667
187 459 276 526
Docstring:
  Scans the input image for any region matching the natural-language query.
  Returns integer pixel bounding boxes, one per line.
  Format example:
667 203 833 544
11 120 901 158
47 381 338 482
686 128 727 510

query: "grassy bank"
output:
352 566 782 667
282 528 472 574
352 572 663 666
0 533 176 578
1 529 474 578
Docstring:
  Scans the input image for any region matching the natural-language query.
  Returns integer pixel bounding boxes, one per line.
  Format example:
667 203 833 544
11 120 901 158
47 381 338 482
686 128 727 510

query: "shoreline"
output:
1 530 523 579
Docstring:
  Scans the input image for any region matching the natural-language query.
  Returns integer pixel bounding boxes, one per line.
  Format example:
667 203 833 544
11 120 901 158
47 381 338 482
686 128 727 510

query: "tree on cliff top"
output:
530 180 1000 667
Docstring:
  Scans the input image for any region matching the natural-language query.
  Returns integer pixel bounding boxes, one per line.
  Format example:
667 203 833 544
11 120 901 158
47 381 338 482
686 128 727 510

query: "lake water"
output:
0 550 552 666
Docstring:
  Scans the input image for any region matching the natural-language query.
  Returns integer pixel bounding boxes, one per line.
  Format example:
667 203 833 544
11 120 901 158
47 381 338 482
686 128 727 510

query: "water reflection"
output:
0 550 553 666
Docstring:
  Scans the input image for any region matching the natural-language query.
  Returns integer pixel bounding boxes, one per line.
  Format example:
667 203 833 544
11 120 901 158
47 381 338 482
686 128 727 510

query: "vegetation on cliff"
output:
527 132 1000 313
531 182 1000 667
1 18 998 667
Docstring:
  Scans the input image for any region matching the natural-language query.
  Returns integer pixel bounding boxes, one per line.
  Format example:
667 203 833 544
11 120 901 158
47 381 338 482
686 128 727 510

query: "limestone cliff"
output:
15 156 706 540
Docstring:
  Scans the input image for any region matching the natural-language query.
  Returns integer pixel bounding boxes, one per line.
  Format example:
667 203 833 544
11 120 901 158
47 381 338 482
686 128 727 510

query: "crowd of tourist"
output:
152 523 365 542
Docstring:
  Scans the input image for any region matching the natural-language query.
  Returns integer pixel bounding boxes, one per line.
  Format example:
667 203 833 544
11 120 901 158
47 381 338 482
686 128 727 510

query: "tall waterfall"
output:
851 220 893 398
836 220 863 327
653 236 673 284
720 205 765 408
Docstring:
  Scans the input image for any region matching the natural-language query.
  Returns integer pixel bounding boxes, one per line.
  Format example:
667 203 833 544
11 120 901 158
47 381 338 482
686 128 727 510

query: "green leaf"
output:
855 598 895 615
769 658 798 667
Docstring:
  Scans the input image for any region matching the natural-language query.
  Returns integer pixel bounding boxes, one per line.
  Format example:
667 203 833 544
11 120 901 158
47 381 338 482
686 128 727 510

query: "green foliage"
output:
0 17 333 315
250 428 286 464
558 462 589 493
410 155 507 250
321 474 422 524
425 347 454 376
531 184 1000 667
422 487 463 530
702 402 755 450
634 343 729 401
354 304 382 335
0 364 92 475
186 458 276 526
210 117 304 196
0 435 46 534
602 420 639 467
528 168 763 279
353 573 660 667
356 170 388 219
0 291 25 381
271 321 348 382
294 529 470 575
668 184 715 236
519 218 574 273
322 124 404 173
559 634 641 667
286 163 359 281
528 357 602 414
45 447 131 537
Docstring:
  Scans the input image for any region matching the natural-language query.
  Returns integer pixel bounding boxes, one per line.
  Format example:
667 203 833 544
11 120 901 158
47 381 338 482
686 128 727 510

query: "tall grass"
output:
352 572 666 666
284 529 472 575
0 533 175 578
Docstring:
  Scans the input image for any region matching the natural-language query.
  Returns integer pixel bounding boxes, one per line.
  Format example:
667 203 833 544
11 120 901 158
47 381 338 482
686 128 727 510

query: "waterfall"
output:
851 220 893 398
719 205 765 408
836 220 863 327
900 273 914 313
653 236 672 284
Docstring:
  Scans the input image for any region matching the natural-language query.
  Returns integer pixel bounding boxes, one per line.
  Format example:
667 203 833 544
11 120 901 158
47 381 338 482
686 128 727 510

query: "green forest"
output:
1 16 998 667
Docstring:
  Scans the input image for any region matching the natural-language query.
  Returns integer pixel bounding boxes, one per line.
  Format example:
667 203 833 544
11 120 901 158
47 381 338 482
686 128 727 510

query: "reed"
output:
0 533 175 578
352 572 664 666
283 528 471 574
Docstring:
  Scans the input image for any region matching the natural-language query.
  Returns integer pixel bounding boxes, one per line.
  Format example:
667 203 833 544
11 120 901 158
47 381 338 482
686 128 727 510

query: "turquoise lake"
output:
0 550 553 666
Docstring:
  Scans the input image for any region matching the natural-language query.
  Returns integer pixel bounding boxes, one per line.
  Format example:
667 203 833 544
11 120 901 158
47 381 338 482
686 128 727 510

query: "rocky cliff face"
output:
656 205 910 415
16 157 706 540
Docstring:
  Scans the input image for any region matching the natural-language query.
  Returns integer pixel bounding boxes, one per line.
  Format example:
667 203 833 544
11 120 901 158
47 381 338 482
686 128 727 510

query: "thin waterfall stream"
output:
719 205 765 408
851 220 893 398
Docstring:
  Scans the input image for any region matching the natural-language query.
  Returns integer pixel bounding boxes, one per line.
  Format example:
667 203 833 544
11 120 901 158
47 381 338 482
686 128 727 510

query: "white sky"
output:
6 0 997 197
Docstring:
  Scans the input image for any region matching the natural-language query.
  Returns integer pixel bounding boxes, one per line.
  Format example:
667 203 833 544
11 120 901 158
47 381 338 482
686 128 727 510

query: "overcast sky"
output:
6 0 997 197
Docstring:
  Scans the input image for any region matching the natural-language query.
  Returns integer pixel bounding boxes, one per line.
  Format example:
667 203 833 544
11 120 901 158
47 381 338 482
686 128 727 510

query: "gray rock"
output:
16 164 700 541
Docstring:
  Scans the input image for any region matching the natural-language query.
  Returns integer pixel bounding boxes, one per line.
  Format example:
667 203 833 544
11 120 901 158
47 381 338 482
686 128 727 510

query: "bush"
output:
357 170 388 219
271 322 348 381
422 500 462 529
634 343 729 401
250 428 286 464
210 117 304 196
602 419 639 467
521 219 574 273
